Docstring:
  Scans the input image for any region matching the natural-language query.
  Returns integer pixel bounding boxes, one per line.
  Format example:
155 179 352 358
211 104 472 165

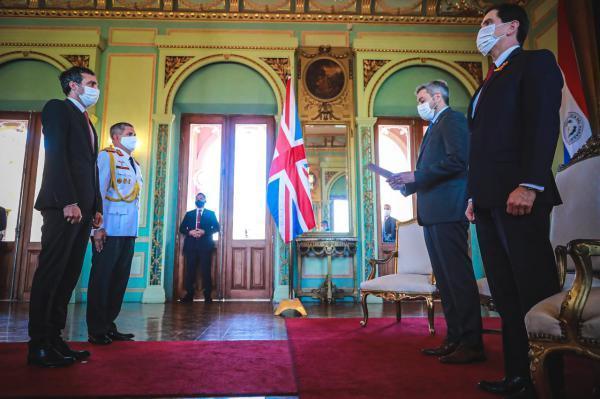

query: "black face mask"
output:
195 200 205 208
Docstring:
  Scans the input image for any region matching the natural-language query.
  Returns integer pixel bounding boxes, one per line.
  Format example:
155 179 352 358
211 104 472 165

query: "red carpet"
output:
286 317 599 399
0 340 297 398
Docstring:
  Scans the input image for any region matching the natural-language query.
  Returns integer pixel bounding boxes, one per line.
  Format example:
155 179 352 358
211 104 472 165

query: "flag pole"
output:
288 241 294 299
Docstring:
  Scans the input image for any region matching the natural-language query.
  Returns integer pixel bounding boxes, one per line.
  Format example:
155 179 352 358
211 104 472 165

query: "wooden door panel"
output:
21 245 40 301
0 242 15 300
231 247 247 290
250 247 265 290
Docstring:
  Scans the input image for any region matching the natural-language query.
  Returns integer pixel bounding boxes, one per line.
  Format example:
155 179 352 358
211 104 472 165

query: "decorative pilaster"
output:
143 114 175 303
355 117 377 281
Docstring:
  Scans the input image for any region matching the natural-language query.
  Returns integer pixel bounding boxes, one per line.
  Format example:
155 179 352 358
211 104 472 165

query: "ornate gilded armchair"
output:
525 138 600 398
526 239 600 399
359 220 438 335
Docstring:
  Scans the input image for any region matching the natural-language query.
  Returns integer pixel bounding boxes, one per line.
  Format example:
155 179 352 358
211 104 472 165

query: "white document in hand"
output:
367 163 394 179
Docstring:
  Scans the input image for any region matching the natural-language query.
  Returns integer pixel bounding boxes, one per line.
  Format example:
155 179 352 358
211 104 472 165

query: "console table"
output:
294 237 358 303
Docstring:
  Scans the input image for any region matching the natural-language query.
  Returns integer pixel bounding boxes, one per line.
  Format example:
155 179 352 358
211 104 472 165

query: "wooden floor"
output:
0 300 443 342
0 300 446 399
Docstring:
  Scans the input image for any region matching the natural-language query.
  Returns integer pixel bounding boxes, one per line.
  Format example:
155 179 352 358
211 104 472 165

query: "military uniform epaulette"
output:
102 146 124 156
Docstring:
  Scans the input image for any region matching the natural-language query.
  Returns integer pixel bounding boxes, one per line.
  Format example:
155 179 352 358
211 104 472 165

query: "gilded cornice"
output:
157 44 296 50
0 41 98 48
0 9 481 25
356 48 479 54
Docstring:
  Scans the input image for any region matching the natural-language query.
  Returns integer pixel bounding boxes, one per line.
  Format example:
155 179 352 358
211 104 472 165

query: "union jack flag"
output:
267 78 316 243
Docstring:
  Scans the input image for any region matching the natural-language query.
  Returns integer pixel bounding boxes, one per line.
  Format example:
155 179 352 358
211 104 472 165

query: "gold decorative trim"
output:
356 48 480 54
557 135 600 172
0 8 482 24
260 57 290 83
164 55 193 85
0 41 98 48
61 54 90 67
157 44 296 50
456 61 483 85
363 59 389 88
0 50 69 69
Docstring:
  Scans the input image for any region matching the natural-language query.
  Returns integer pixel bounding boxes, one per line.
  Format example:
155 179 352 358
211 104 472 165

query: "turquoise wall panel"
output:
0 59 62 111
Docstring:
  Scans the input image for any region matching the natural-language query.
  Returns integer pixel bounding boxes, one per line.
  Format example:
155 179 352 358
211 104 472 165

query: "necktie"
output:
484 63 495 82
129 156 137 173
196 209 202 229
82 111 95 150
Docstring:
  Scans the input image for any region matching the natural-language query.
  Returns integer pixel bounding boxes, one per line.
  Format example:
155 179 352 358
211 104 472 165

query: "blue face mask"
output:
195 200 205 208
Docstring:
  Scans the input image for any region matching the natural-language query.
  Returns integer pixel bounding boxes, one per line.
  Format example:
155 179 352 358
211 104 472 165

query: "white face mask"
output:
417 101 435 121
383 210 391 218
120 136 137 152
78 85 100 108
476 22 509 56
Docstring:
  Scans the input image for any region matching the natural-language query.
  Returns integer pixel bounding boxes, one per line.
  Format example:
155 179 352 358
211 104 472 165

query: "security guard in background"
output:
87 122 142 345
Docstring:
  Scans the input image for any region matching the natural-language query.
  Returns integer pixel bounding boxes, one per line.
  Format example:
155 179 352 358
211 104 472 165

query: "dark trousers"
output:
28 210 93 342
475 205 561 379
423 222 483 346
86 236 135 336
184 248 213 298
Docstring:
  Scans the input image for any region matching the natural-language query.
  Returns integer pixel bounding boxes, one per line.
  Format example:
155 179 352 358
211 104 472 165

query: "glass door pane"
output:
188 123 222 239
232 123 267 240
29 141 45 242
377 124 413 222
0 119 28 241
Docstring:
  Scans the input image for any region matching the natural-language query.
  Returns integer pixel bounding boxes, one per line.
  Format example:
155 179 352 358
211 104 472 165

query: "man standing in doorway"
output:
87 122 142 345
382 204 397 243
466 4 563 398
179 193 220 303
388 80 483 364
28 66 103 367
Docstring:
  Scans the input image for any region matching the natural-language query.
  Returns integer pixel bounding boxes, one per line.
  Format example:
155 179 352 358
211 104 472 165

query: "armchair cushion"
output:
525 288 600 340
360 273 437 294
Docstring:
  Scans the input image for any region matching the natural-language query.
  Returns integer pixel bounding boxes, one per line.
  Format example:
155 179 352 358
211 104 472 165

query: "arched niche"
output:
0 59 63 111
173 61 278 115
373 65 472 117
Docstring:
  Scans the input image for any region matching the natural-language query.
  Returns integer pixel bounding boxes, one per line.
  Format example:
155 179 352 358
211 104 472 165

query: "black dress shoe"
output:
109 329 134 339
52 336 91 360
88 334 112 345
178 295 193 303
108 330 134 341
439 344 486 364
28 344 75 368
478 376 530 395
422 340 459 356
204 297 213 303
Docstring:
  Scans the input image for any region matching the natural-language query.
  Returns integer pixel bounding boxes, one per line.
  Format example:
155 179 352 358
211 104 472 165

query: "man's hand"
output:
465 201 475 223
92 212 103 228
93 229 107 252
387 172 415 186
506 186 536 216
189 229 201 238
197 228 205 238
63 204 82 224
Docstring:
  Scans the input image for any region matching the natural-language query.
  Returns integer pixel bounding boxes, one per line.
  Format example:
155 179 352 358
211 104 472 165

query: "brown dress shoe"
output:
421 340 459 356
439 343 486 364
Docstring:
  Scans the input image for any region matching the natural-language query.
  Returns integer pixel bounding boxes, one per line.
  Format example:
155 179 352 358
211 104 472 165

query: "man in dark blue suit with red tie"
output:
465 4 564 398
179 192 220 303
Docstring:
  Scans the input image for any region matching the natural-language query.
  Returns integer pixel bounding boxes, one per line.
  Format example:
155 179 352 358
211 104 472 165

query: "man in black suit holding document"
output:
384 80 484 364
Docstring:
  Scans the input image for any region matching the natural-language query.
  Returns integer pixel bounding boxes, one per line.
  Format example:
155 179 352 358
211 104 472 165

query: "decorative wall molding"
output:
61 54 90 67
456 60 483 85
0 9 483 24
149 123 169 286
359 124 375 278
356 48 480 54
363 59 389 88
260 57 290 83
164 55 193 85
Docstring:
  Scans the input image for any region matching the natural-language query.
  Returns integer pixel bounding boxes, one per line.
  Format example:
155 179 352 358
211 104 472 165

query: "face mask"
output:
121 136 137 152
196 200 205 208
384 210 391 218
476 22 509 56
78 85 100 108
417 101 435 121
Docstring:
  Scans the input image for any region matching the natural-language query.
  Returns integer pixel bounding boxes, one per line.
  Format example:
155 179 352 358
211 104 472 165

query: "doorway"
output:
176 114 275 300
0 111 44 301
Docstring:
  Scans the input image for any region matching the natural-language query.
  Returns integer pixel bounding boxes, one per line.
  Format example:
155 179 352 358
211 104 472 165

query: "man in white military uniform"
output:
86 122 143 345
